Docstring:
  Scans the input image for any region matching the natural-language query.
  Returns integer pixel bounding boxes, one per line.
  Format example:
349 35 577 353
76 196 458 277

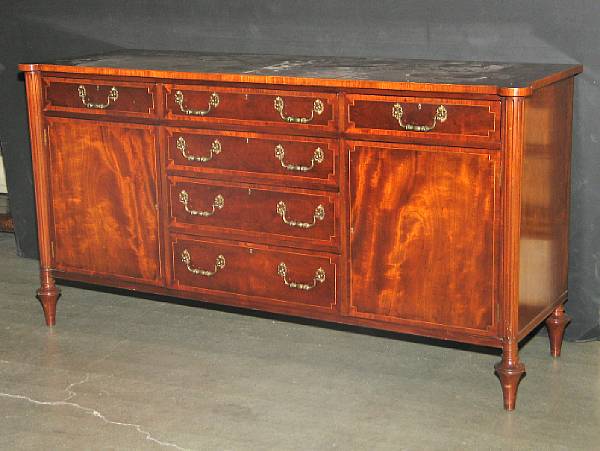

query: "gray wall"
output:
1 0 598 339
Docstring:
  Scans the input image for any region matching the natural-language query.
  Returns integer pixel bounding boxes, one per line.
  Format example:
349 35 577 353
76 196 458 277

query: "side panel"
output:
47 117 162 284
518 79 574 334
349 142 500 335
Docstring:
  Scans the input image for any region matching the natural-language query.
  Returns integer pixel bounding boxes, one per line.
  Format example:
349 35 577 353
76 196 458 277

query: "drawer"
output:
169 177 339 251
171 236 338 312
346 94 501 147
166 128 338 189
43 77 156 118
165 85 337 131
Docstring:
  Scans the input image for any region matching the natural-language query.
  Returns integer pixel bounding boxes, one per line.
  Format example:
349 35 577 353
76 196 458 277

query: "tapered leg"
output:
545 304 571 357
494 339 525 411
37 268 61 326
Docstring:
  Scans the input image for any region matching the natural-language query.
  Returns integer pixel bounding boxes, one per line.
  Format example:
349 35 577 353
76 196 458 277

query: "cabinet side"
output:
518 78 574 338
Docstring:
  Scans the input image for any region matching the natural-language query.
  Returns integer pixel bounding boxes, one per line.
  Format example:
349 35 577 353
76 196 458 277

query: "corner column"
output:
24 70 61 326
496 95 527 410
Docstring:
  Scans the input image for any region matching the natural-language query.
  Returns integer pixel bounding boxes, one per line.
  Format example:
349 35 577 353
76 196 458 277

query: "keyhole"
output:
417 103 422 110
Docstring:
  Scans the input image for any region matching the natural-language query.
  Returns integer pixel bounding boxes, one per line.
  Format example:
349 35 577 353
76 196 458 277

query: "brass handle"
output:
179 190 224 217
392 104 447 132
274 144 324 172
177 136 222 163
276 201 324 229
274 96 324 123
77 85 118 109
181 249 225 277
175 91 219 116
277 262 325 290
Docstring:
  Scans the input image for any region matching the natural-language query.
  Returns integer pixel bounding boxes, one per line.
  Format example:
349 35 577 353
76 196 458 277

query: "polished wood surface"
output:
347 95 500 148
20 50 582 96
168 177 339 251
545 305 571 357
349 142 499 333
166 128 338 190
47 117 161 284
165 85 337 131
518 79 574 337
25 71 61 326
171 235 337 312
21 51 580 410
43 77 156 118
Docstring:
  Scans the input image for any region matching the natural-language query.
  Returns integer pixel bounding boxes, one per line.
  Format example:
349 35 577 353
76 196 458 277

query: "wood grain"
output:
20 50 582 96
25 71 61 326
171 235 338 312
349 142 499 334
168 177 339 252
47 117 161 284
347 94 501 148
518 79 574 336
19 52 581 410
43 77 156 118
166 128 338 190
165 85 337 131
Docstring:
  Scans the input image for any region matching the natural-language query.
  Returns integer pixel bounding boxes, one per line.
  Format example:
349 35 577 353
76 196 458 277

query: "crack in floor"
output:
0 372 190 451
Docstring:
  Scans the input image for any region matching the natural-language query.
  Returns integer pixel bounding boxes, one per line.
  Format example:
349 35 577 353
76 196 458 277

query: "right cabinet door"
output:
349 143 500 334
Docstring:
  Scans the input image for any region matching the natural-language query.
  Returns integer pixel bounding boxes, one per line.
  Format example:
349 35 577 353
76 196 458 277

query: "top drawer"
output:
43 77 156 118
346 94 501 148
165 85 337 132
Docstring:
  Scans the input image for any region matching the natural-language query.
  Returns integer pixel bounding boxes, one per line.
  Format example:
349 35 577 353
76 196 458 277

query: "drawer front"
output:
165 85 337 131
43 77 156 117
346 95 501 147
166 128 338 188
169 178 339 250
171 236 338 311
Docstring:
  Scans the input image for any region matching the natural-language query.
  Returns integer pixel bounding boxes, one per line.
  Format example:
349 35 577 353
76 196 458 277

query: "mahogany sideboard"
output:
20 51 582 410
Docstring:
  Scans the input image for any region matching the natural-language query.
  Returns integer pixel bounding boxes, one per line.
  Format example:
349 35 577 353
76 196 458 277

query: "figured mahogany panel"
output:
171 235 337 312
169 177 339 251
47 117 161 284
165 85 337 131
347 95 501 148
43 77 156 118
349 142 499 334
518 78 574 335
166 128 338 189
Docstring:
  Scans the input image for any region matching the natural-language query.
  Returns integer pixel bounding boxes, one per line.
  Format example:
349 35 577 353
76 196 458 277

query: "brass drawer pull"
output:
392 104 447 132
274 96 324 124
276 201 324 229
274 144 324 172
179 190 224 217
181 249 225 277
77 85 119 109
175 91 219 116
177 136 222 163
277 262 325 290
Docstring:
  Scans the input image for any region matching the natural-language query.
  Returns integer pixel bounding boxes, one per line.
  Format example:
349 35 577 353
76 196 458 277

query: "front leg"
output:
37 268 61 326
494 339 526 411
545 304 571 357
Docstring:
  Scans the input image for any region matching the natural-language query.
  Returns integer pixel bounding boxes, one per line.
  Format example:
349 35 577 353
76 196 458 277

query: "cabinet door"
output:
349 143 499 334
47 118 161 285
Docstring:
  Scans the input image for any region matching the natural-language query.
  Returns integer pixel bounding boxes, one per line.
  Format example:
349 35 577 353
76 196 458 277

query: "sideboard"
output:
20 51 582 410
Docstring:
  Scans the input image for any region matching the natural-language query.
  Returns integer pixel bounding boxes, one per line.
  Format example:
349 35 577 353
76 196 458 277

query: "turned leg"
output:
494 339 526 411
545 304 571 357
37 268 61 326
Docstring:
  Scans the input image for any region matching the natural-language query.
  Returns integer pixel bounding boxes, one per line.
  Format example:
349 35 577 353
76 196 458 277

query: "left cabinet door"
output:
47 118 162 285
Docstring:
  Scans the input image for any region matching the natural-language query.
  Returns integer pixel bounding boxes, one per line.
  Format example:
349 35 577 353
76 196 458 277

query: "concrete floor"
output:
0 233 599 450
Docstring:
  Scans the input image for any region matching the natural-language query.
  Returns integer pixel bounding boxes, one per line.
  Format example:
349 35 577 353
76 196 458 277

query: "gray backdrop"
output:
1 0 598 339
